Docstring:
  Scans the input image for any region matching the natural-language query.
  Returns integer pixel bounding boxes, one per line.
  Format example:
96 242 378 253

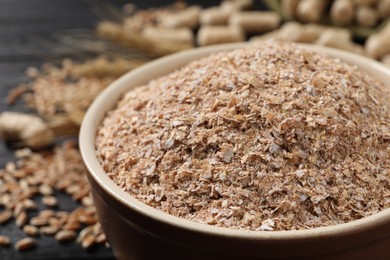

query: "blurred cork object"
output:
264 0 390 38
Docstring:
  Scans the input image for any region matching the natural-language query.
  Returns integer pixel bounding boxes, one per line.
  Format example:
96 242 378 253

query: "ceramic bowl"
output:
80 43 390 260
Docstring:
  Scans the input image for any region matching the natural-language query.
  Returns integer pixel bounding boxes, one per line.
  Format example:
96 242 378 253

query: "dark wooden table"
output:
0 1 129 259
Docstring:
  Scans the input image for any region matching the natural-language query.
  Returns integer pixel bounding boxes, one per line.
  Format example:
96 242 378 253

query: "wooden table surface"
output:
0 1 141 259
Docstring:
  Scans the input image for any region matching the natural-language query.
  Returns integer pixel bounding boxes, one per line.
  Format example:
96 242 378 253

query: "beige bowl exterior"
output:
80 43 390 260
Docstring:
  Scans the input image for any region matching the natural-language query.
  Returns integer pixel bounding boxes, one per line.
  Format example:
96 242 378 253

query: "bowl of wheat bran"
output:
80 41 390 259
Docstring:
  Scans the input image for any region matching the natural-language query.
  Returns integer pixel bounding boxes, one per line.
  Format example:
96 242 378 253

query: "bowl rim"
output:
80 42 390 240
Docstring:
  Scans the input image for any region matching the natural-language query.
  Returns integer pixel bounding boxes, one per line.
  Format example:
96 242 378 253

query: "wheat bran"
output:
96 41 390 231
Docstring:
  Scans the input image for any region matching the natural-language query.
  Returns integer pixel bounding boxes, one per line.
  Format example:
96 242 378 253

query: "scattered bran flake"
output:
12 57 143 117
0 141 106 248
95 41 390 231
